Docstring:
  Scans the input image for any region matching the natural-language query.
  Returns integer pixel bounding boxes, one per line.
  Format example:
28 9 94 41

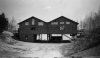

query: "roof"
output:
18 16 79 24
48 16 79 24
18 16 47 24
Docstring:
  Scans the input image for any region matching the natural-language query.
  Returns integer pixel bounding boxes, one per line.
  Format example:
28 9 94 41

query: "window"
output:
38 27 41 30
60 22 64 24
31 26 36 30
66 22 70 24
49 27 51 30
38 22 44 26
32 19 35 25
60 25 65 30
25 22 29 25
25 35 28 39
51 22 58 25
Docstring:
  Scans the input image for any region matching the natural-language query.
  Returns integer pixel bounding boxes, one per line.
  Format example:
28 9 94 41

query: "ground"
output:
1 31 100 58
1 37 100 58
0 38 73 58
71 45 100 58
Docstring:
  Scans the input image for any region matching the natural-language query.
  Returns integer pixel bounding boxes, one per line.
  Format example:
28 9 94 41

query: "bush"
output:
72 38 88 51
71 36 97 53
0 32 18 45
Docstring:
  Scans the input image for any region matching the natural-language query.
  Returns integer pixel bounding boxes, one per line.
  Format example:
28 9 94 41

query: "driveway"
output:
0 40 73 58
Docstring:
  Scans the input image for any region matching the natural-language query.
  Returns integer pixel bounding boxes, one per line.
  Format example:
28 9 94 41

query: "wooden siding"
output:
19 17 48 34
19 16 78 34
47 16 77 34
18 16 78 42
20 34 36 42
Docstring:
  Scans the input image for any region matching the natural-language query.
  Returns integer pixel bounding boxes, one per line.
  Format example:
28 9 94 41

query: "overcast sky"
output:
0 0 100 23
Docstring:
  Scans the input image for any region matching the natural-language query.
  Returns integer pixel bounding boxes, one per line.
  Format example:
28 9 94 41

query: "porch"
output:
34 34 76 43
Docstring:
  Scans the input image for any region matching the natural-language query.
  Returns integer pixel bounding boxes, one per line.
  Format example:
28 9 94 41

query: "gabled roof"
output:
48 16 79 24
18 16 79 24
18 16 47 24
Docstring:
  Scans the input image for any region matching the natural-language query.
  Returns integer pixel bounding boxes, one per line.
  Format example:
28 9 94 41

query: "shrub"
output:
0 32 18 45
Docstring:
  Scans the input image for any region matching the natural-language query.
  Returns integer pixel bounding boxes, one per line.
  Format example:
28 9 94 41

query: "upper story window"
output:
25 35 28 39
25 22 29 25
51 22 58 25
60 25 65 30
32 19 35 25
66 22 70 24
31 26 36 30
60 22 64 24
38 22 44 26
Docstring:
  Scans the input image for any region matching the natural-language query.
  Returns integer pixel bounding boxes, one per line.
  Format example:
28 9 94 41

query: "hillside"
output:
71 44 100 58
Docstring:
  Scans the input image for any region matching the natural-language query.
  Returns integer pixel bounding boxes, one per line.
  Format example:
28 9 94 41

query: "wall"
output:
47 17 77 34
18 16 78 42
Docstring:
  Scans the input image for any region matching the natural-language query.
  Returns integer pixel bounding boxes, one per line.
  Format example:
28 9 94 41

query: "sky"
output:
0 0 100 23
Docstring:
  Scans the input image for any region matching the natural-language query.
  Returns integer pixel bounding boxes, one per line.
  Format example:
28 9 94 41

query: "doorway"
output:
50 36 62 43
33 34 37 42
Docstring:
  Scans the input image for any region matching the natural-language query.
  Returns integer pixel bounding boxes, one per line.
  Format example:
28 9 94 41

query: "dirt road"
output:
0 40 73 58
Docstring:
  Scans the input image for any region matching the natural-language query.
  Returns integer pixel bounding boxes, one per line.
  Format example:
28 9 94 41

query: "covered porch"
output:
34 34 76 43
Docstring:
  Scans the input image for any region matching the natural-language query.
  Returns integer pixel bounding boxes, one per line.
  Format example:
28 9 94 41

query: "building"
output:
18 16 78 42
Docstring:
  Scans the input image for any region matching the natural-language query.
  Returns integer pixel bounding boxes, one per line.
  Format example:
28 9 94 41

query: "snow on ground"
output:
0 31 99 58
0 31 73 58
0 36 73 58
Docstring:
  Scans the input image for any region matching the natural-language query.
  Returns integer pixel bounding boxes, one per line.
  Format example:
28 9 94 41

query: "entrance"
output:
33 34 37 42
49 36 62 43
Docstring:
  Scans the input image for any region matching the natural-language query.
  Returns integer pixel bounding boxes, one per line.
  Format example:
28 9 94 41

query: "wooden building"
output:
18 16 78 42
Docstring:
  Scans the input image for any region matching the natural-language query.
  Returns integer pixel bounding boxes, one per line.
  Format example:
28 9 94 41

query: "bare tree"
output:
8 17 18 32
82 12 100 33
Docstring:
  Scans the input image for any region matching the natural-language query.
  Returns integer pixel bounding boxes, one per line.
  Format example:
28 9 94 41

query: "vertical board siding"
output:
18 16 78 42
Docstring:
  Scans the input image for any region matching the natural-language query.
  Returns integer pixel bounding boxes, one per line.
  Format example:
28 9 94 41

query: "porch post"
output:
41 34 42 40
39 34 40 40
47 34 48 42
61 34 63 43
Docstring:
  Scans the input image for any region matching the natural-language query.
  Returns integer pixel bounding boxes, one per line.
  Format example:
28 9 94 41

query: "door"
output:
33 34 37 42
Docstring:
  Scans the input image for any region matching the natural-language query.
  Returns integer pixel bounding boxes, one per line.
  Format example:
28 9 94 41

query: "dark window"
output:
49 27 51 30
51 27 53 30
60 22 64 24
32 19 35 25
51 22 58 25
31 25 36 30
60 25 65 30
25 22 29 25
66 22 70 24
38 22 44 26
43 27 46 30
25 35 28 39
37 27 41 30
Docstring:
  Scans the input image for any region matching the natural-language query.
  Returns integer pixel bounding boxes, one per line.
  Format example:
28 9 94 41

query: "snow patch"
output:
2 31 14 36
0 32 72 58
